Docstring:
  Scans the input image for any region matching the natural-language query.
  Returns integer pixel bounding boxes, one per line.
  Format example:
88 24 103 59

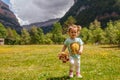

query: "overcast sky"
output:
2 0 74 25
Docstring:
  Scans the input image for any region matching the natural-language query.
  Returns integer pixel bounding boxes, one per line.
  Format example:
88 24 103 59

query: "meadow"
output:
0 45 119 80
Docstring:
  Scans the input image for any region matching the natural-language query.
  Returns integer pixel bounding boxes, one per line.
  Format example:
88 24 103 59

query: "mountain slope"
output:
60 0 120 27
22 18 60 33
0 0 22 32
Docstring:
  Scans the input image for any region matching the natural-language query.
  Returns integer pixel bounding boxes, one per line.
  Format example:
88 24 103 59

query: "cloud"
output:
10 0 74 25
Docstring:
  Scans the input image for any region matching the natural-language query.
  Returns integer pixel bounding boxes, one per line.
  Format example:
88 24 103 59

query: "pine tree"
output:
79 27 89 44
63 16 76 33
114 20 120 44
30 26 40 44
52 22 65 44
12 29 20 44
44 33 53 44
21 28 31 45
6 27 15 44
0 23 7 38
105 21 118 44
89 19 105 44
37 28 44 44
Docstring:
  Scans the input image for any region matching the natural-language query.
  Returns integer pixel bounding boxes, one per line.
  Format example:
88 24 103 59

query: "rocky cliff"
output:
0 0 22 32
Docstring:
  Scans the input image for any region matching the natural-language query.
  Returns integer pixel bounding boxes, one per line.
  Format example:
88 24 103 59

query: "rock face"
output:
60 0 120 27
0 0 22 32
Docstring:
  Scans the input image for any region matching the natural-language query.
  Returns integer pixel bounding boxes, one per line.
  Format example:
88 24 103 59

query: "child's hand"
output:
78 50 82 55
58 52 64 58
58 52 69 63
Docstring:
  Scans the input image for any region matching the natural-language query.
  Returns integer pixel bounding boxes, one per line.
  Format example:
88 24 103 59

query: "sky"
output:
2 0 10 4
2 0 74 25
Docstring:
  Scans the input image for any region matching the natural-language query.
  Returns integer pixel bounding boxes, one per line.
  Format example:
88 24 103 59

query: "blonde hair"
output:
68 24 81 34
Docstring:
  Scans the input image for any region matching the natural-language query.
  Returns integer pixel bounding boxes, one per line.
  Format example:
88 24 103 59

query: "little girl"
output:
61 24 83 78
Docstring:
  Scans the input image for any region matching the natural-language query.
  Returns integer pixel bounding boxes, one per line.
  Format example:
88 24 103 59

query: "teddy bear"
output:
58 52 69 63
70 42 80 54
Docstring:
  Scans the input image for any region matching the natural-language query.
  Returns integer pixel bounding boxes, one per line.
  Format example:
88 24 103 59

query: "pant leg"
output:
69 56 75 72
75 57 80 73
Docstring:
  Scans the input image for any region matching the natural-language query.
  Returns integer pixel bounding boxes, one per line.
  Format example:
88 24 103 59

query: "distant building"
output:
0 38 4 45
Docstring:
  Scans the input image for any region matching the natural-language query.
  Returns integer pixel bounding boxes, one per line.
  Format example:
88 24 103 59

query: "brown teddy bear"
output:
58 52 69 63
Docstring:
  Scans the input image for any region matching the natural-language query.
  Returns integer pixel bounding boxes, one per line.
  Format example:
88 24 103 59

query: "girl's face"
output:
69 28 78 39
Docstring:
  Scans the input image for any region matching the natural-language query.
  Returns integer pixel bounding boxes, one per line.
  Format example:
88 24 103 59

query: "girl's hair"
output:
68 24 81 33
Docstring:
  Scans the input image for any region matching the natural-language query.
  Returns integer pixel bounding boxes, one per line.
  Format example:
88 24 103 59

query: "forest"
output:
0 16 120 45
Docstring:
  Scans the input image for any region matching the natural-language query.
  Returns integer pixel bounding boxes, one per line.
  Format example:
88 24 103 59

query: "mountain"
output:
0 0 22 32
60 0 120 27
22 18 60 33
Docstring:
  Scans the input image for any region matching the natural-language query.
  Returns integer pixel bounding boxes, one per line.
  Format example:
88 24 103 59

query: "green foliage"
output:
37 28 45 44
52 22 65 44
64 16 76 26
1 18 120 45
0 23 7 38
30 26 41 44
80 19 120 45
105 20 120 44
114 20 120 44
115 0 120 7
29 26 46 44
52 22 62 35
80 20 105 44
21 28 31 45
105 21 115 44
89 20 106 44
5 27 20 45
63 16 76 33
44 33 53 44
80 27 89 44
12 29 20 44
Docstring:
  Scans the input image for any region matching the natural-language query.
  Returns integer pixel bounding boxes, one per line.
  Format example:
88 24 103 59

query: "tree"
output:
88 19 106 44
64 16 76 26
5 27 15 44
79 27 89 44
30 26 40 44
44 33 53 44
52 22 65 44
63 16 76 33
12 29 20 44
37 28 44 44
114 20 120 44
105 21 118 44
21 28 31 45
0 23 7 38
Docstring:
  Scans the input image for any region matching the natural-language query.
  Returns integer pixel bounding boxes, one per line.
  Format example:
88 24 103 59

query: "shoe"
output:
69 70 73 78
76 72 82 78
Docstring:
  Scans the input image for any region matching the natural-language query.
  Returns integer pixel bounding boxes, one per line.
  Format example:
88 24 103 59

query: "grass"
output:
0 45 120 80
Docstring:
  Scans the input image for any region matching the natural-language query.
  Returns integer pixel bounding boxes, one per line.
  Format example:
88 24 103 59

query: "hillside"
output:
60 0 120 27
0 0 22 32
22 18 60 33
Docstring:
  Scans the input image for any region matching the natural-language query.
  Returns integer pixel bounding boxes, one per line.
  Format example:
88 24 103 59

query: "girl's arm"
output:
78 45 83 55
58 45 67 57
61 45 67 52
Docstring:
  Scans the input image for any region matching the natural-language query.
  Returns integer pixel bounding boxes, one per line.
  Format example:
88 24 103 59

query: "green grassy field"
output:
0 45 120 80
